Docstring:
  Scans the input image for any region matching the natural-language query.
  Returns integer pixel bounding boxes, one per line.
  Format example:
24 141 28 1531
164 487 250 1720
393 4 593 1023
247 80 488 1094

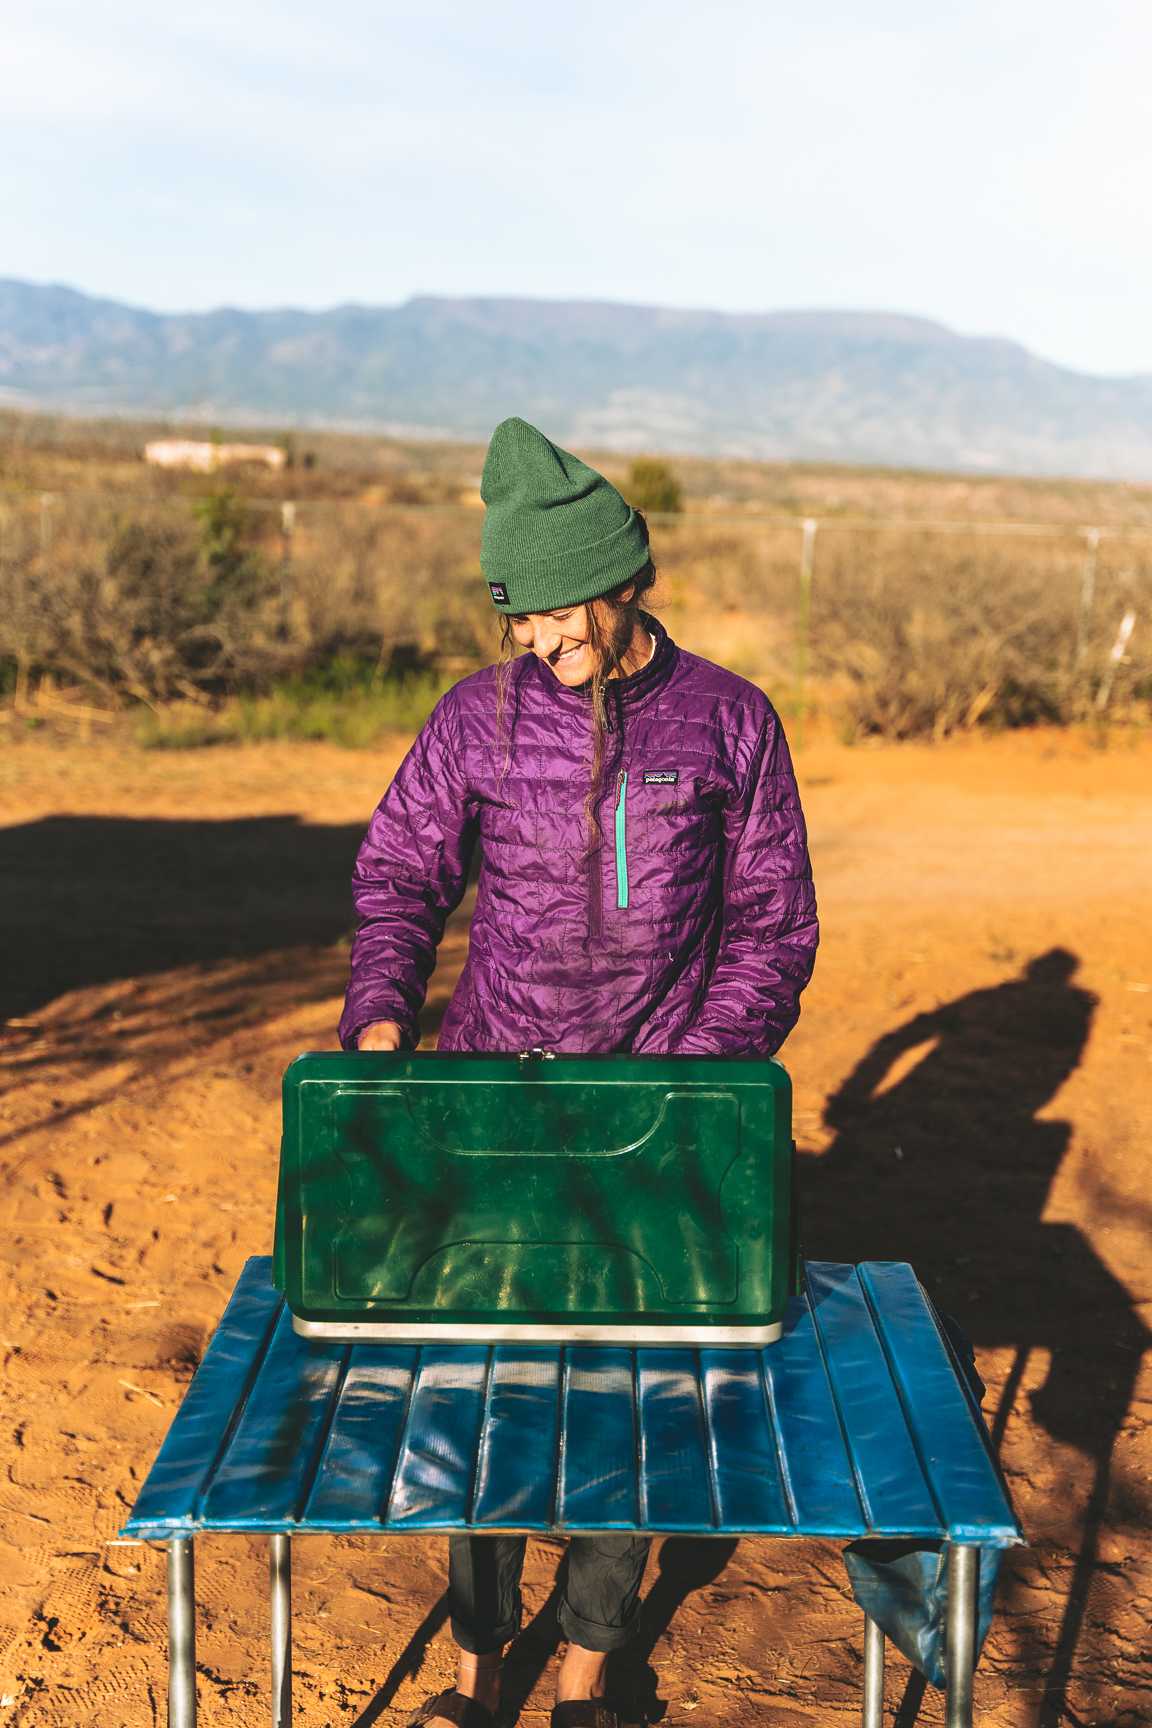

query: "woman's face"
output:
509 603 597 687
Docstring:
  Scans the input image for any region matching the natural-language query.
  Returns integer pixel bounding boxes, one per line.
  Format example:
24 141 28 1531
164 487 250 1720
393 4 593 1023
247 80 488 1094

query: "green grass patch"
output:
135 671 449 750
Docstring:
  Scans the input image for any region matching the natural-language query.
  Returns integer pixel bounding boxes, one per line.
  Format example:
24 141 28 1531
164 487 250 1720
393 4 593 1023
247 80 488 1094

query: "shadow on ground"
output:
803 948 1150 1727
0 815 471 1140
0 814 366 1021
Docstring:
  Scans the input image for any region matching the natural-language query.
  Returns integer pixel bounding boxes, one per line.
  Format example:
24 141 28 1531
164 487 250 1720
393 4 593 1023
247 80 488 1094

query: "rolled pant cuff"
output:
557 1597 641 1654
450 1610 521 1655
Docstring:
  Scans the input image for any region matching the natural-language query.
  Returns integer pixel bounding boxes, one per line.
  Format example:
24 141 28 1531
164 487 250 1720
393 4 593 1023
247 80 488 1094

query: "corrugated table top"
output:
122 1258 1021 1546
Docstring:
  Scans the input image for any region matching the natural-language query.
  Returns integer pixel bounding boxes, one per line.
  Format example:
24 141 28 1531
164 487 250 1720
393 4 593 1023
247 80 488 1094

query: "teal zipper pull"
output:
614 769 629 909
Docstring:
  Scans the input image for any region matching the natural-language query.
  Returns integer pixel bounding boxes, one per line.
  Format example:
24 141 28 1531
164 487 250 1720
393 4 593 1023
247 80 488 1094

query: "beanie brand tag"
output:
488 581 509 605
643 770 678 785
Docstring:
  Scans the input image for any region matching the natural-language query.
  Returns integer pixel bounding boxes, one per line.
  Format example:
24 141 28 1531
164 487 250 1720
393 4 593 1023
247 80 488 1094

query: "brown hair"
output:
494 542 657 845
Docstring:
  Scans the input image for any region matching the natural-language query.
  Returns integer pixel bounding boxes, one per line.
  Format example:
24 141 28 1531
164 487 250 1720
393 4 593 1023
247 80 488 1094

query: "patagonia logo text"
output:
643 770 679 785
487 581 509 604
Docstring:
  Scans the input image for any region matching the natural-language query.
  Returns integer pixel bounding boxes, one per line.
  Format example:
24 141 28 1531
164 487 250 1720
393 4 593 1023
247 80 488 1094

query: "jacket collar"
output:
526 612 679 711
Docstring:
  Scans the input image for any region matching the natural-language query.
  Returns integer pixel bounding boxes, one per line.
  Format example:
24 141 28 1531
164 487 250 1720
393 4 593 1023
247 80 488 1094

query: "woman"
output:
340 417 819 1728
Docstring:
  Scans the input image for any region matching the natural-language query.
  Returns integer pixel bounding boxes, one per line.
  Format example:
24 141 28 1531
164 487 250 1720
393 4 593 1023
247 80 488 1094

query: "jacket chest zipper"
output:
586 767 629 939
614 769 629 909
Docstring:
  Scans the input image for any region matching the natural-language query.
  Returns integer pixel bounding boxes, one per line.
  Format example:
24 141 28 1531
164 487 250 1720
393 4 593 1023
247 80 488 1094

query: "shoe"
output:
407 1689 499 1728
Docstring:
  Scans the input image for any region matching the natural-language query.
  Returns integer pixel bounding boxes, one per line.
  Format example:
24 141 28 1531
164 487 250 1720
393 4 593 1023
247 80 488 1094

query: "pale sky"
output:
4 0 1149 376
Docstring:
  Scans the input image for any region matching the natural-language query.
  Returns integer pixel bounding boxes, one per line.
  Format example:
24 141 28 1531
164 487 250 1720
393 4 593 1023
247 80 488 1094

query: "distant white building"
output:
144 439 287 473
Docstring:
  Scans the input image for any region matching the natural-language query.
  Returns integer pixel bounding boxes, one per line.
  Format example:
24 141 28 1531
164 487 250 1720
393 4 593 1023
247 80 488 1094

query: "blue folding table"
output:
122 1256 1021 1728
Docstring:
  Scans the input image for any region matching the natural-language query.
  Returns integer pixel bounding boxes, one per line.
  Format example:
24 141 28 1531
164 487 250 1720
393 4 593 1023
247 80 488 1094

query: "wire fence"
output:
1 491 1149 739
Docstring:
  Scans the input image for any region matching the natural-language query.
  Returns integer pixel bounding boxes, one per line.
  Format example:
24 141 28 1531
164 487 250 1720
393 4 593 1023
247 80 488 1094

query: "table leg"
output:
862 1613 885 1728
945 1544 979 1728
270 1533 292 1728
167 1538 197 1728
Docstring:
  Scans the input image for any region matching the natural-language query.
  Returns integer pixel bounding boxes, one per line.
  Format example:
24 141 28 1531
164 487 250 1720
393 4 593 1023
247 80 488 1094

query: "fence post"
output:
1095 608 1137 713
39 491 54 563
795 517 818 746
280 500 296 629
1074 526 1101 674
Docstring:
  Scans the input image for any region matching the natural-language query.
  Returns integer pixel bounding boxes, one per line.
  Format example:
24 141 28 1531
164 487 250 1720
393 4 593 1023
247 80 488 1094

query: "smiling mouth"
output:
550 645 584 666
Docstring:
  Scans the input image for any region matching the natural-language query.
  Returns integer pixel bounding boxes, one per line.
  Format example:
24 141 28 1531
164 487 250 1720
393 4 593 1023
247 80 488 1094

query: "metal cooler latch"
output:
518 1047 556 1066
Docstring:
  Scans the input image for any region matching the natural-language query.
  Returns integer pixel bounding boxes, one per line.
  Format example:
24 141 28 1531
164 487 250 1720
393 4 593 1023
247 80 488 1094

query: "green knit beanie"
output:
480 417 650 613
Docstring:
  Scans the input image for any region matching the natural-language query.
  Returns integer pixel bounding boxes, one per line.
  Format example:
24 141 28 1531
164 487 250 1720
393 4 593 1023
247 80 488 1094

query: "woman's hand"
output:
357 1020 405 1052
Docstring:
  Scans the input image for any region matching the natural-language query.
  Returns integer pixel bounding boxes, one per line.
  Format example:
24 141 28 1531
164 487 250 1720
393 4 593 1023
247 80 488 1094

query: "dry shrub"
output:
652 521 801 685
285 504 491 664
0 492 285 702
1 493 1149 739
811 528 1151 738
623 458 683 514
0 496 493 704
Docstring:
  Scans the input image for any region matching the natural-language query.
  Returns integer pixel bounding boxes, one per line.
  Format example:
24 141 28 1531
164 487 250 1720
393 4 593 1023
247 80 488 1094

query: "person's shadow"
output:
802 948 1149 1727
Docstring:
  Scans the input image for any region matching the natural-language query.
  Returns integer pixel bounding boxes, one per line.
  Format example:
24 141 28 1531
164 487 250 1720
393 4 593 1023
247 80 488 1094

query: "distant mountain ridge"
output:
3 277 1152 480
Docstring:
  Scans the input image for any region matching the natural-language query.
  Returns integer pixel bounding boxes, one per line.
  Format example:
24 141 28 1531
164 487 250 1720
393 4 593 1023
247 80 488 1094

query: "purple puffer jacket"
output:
339 617 818 1055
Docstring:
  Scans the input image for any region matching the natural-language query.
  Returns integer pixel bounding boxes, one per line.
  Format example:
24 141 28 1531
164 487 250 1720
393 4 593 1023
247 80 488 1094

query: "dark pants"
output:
448 1533 651 1654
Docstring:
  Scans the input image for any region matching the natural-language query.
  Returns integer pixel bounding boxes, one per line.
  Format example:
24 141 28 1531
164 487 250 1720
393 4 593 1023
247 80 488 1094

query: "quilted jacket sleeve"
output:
338 691 477 1050
674 707 818 1056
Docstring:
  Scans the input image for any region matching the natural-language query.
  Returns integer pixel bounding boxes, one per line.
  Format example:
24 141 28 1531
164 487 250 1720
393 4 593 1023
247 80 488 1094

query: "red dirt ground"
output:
1 730 1149 1727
